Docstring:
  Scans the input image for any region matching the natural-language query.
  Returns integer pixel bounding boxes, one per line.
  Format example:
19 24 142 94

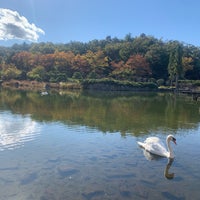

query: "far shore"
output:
0 80 82 91
0 80 200 100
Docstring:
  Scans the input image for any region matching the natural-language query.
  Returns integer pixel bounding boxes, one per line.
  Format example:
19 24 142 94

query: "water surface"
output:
0 89 199 200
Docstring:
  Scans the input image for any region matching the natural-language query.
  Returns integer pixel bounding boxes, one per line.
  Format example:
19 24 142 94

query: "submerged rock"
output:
82 190 105 200
20 172 38 185
57 165 79 177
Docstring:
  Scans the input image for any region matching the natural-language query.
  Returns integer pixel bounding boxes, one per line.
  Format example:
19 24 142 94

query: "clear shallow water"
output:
0 90 199 200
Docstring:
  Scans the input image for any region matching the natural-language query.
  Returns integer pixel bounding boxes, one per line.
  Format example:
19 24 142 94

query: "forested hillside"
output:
0 33 199 88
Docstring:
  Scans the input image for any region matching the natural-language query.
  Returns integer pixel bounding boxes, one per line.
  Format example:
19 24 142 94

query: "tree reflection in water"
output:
0 89 199 137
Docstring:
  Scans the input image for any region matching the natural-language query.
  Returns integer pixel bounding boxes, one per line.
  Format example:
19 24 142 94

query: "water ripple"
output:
0 112 40 150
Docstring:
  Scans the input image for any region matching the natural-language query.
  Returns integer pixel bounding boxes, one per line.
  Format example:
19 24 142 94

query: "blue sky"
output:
0 0 200 46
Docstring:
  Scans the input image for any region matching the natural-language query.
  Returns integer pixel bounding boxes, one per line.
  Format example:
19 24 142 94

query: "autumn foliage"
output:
0 34 199 85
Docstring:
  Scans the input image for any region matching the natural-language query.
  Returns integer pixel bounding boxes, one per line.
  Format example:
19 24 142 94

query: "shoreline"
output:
1 80 200 97
0 80 82 91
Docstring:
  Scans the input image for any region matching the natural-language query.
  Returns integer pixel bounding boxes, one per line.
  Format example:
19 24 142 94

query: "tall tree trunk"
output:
175 74 179 91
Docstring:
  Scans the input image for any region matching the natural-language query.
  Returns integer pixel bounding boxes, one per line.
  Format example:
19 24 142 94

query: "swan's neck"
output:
166 139 174 158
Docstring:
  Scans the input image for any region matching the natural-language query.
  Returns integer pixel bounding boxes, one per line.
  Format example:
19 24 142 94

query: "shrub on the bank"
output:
157 79 165 86
82 78 158 90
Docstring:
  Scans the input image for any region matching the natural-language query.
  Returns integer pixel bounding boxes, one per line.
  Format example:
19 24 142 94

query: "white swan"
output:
137 135 176 158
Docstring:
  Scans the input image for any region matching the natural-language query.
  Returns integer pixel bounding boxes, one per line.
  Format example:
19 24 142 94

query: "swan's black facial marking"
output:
172 137 176 144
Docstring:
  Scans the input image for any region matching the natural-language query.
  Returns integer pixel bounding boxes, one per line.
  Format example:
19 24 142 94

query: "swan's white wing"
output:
137 137 160 147
146 142 168 157
144 136 161 144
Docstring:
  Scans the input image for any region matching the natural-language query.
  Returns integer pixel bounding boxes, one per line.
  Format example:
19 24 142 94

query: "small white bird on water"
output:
137 134 177 159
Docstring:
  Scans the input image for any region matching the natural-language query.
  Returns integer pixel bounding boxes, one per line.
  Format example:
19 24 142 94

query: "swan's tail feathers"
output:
137 141 144 148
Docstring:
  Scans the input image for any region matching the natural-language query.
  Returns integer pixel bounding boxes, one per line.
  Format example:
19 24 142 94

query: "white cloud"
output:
0 8 45 41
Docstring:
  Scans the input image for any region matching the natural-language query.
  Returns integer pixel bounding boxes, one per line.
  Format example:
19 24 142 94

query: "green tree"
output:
72 72 83 80
104 43 122 62
131 34 157 55
30 42 55 54
183 45 200 79
119 42 134 62
182 57 193 77
1 64 21 80
168 42 183 88
27 65 47 81
145 43 169 80
124 33 133 42
85 50 109 78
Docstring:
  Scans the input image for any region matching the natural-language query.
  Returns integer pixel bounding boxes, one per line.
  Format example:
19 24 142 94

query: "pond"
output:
0 89 199 200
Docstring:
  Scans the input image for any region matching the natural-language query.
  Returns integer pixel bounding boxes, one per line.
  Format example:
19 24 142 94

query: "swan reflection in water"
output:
141 149 175 179
0 113 40 150
164 158 174 179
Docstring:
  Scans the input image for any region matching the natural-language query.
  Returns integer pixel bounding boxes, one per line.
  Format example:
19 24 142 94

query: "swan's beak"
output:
172 137 177 145
173 141 177 145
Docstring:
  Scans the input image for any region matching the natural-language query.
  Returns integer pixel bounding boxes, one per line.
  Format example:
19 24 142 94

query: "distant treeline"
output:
0 33 199 87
